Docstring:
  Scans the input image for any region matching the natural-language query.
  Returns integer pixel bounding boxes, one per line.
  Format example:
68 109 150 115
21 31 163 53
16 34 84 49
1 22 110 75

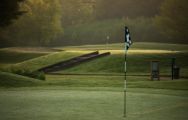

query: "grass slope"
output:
57 43 188 76
0 43 188 120
0 50 47 68
8 51 85 71
0 72 42 87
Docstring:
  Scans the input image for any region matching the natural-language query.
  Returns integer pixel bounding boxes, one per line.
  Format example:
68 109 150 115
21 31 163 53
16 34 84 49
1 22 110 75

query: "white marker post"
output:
106 35 110 50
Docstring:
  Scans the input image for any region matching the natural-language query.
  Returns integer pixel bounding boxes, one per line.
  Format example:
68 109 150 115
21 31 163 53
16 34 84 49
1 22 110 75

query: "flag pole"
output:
124 26 128 117
123 26 132 117
124 46 127 117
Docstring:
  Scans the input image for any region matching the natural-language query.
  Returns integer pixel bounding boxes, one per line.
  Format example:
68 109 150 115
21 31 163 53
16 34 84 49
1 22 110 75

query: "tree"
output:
95 0 164 20
5 0 63 46
0 0 25 28
61 0 94 27
155 0 188 43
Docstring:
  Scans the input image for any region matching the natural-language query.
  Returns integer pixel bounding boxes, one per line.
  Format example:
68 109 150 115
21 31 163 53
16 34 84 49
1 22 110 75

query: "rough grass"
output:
56 52 188 76
7 51 84 71
1 42 187 76
0 72 42 87
0 50 47 67
53 43 188 76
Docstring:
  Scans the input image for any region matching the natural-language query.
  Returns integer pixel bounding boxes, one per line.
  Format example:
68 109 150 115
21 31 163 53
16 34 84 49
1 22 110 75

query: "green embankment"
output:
0 50 47 68
56 43 188 76
0 72 42 87
8 51 84 71
0 42 188 89
0 43 188 120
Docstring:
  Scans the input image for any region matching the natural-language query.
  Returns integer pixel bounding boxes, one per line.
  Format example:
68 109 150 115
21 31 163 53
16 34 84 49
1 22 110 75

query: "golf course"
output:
0 42 188 120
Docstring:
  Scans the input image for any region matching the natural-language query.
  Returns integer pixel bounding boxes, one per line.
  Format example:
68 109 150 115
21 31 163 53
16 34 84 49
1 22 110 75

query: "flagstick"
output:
124 45 127 117
124 26 131 117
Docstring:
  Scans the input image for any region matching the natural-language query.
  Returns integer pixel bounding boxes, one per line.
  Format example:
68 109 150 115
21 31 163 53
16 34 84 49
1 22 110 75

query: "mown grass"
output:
45 74 188 90
61 42 188 51
0 87 187 120
1 71 188 90
0 42 188 120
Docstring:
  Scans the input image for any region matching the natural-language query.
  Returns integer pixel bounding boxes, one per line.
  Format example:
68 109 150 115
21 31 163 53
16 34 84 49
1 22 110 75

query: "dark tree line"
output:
0 0 188 47
0 0 25 28
95 0 164 19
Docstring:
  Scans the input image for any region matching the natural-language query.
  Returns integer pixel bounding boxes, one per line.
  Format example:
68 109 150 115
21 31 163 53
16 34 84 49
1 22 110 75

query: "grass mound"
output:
0 72 42 87
0 50 47 68
57 53 188 76
56 43 188 76
8 51 84 71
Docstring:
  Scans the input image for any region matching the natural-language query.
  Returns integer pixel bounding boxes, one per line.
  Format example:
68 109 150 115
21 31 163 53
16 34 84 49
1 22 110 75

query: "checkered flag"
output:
125 27 132 50
123 26 132 117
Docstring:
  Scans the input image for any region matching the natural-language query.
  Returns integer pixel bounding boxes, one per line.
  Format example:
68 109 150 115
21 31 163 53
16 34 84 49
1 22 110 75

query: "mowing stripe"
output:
131 102 188 115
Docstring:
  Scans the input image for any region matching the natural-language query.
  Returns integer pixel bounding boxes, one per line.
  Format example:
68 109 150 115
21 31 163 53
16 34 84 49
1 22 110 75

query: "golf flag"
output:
124 26 132 117
125 27 132 50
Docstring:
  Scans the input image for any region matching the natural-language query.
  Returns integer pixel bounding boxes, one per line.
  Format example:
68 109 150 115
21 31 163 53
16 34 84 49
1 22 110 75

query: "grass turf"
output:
54 43 188 76
0 42 188 120
60 42 188 51
45 74 188 90
0 88 187 120
0 50 47 68
0 72 42 87
8 51 85 71
56 52 188 76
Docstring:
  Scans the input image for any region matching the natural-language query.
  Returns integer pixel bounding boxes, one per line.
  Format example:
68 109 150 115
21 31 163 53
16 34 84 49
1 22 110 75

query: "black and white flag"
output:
125 27 132 50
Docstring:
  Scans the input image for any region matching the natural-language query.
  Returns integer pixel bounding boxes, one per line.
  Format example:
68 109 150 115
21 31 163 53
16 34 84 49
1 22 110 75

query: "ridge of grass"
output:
0 72 42 87
7 51 85 71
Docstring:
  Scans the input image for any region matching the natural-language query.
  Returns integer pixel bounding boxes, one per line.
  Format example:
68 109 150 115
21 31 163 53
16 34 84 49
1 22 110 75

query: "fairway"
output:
0 42 188 120
0 88 187 120
1 0 188 119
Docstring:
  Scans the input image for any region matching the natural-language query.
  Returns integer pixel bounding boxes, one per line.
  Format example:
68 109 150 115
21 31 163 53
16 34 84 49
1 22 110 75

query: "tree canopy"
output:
155 0 188 43
3 0 63 46
1 0 187 47
95 0 164 19
0 0 25 27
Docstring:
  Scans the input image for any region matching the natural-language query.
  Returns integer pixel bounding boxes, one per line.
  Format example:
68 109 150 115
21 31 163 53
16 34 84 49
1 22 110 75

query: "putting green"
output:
0 88 187 120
